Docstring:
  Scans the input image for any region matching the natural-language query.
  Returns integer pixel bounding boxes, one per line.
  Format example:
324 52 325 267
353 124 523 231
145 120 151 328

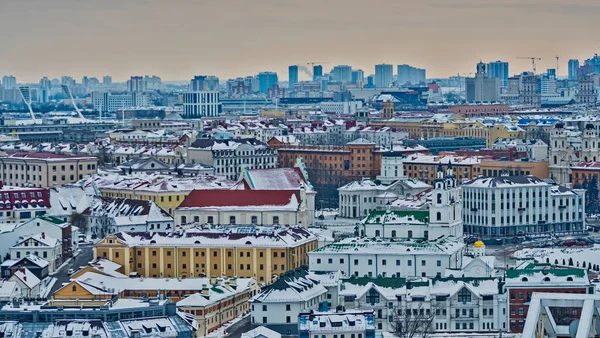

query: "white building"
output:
338 155 430 218
250 271 341 335
183 91 221 118
298 309 377 338
339 276 506 333
8 267 41 297
187 138 277 180
462 175 586 238
493 138 549 161
309 236 464 279
320 101 363 115
175 189 311 227
91 91 148 112
549 123 595 184
9 233 62 273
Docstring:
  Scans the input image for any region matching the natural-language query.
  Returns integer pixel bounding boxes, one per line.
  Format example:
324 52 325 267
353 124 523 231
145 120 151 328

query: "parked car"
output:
67 268 75 275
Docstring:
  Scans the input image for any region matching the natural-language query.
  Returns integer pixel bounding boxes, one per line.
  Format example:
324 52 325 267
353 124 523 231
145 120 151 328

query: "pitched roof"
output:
177 190 300 209
11 268 41 289
244 167 310 191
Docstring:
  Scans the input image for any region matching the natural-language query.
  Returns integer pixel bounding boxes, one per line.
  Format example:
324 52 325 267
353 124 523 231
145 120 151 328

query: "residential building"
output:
102 75 112 86
0 182 49 223
403 154 482 185
183 91 221 118
577 74 597 105
93 225 318 283
9 233 61 273
568 59 580 81
352 69 365 84
190 75 220 91
465 62 500 102
250 270 339 335
258 72 278 94
0 151 98 187
298 309 376 338
0 215 76 265
309 236 464 278
175 189 312 227
478 160 549 179
462 176 585 238
91 91 148 112
402 137 487 155
331 65 352 83
8 267 40 297
338 154 430 218
447 103 509 115
0 254 49 280
2 75 17 90
128 76 147 92
289 65 299 89
505 266 593 333
339 277 506 332
313 65 323 81
375 64 393 88
518 72 541 108
492 138 549 161
397 64 426 85
187 138 277 180
277 139 383 205
83 197 174 236
487 61 509 87
320 101 363 115
178 278 259 336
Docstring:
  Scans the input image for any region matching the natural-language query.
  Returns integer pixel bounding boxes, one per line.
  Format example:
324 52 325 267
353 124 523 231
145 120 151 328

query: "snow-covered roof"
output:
83 197 172 226
241 326 282 338
244 167 312 191
84 259 127 278
463 175 548 188
299 310 376 332
177 278 256 307
13 233 60 248
403 154 482 165
312 236 464 256
106 225 316 248
11 268 41 289
251 270 327 303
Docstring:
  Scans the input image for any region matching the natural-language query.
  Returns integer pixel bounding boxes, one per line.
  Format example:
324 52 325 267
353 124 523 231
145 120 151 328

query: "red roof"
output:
178 190 299 208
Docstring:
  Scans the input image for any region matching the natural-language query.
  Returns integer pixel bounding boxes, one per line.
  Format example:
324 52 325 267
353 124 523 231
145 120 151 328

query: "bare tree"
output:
391 304 436 338
71 212 89 234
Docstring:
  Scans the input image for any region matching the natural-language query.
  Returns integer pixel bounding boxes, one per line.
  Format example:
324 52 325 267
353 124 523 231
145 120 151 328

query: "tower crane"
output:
517 56 542 74
306 62 328 66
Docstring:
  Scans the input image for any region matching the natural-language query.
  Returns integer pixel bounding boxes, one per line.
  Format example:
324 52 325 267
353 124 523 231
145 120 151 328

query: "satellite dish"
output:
569 319 580 338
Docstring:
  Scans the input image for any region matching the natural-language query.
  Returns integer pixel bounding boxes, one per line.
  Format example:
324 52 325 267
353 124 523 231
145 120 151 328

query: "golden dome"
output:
473 240 485 248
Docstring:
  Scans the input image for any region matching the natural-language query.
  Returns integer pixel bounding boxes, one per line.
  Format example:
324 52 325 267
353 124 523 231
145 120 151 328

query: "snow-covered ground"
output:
201 312 249 338
514 244 600 268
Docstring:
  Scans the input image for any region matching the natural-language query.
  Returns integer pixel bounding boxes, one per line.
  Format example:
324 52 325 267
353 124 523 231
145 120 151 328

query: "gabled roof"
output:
177 190 300 210
13 233 60 248
10 268 41 289
244 167 310 191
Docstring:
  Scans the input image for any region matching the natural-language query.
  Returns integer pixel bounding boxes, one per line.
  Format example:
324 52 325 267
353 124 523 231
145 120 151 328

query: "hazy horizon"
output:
1 0 600 83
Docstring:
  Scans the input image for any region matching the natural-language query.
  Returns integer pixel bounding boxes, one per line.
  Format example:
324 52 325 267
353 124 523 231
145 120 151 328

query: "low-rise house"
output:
9 233 62 273
298 309 377 338
177 277 260 336
0 281 19 302
8 267 41 297
1 254 49 280
83 197 174 235
242 326 281 338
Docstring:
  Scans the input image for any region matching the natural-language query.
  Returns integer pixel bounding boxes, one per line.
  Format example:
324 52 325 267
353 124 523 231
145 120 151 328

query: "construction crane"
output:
306 62 328 66
517 56 542 74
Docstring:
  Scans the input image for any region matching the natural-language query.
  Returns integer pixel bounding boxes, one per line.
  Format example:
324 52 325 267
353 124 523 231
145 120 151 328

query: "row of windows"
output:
134 249 286 258
181 215 280 225
136 262 286 271
315 257 442 267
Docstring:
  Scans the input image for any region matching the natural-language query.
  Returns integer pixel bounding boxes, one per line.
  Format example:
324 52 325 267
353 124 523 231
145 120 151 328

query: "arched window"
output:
375 230 381 237
543 277 550 282
567 277 573 282
437 193 442 204
391 230 397 237
436 212 442 221
408 230 413 238
72 285 77 292
521 277 528 282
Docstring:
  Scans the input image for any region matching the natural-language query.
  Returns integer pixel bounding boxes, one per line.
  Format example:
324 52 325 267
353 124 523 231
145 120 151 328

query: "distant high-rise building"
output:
61 76 76 88
352 70 365 84
190 75 219 91
374 64 393 88
288 65 299 89
128 76 147 92
313 65 323 81
465 62 500 102
519 72 541 108
81 76 90 89
487 61 509 87
39 77 51 90
396 64 426 85
103 76 112 86
331 65 352 83
365 75 375 88
145 75 163 90
568 59 580 81
88 77 100 88
2 75 17 90
258 72 278 94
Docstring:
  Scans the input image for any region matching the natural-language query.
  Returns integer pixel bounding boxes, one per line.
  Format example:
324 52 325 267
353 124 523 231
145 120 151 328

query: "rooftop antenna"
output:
18 86 37 122
61 84 86 120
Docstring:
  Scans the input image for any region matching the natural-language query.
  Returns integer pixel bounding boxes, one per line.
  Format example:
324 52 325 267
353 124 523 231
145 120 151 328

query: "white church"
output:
550 122 598 184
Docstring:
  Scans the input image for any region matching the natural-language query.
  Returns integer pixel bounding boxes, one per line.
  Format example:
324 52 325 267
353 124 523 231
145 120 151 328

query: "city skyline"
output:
1 0 600 83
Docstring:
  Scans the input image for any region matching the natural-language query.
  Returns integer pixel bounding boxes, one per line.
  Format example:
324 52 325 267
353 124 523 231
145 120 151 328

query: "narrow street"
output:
48 244 94 295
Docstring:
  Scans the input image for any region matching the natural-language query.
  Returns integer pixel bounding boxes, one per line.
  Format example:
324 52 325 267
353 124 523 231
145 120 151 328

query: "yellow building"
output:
403 154 483 184
93 225 318 283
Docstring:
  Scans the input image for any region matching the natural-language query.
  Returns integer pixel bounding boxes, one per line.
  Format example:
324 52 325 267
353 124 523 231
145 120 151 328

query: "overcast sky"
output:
1 0 600 83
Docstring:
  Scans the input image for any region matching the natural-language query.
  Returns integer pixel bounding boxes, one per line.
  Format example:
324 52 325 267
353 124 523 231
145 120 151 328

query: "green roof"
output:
37 214 68 225
505 268 585 279
363 210 429 224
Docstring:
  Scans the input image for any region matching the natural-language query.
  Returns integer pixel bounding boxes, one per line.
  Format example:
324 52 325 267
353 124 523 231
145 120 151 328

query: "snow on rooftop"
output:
312 236 464 255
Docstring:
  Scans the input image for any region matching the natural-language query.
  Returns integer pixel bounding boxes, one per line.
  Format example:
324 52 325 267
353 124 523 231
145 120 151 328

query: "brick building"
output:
276 138 382 206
